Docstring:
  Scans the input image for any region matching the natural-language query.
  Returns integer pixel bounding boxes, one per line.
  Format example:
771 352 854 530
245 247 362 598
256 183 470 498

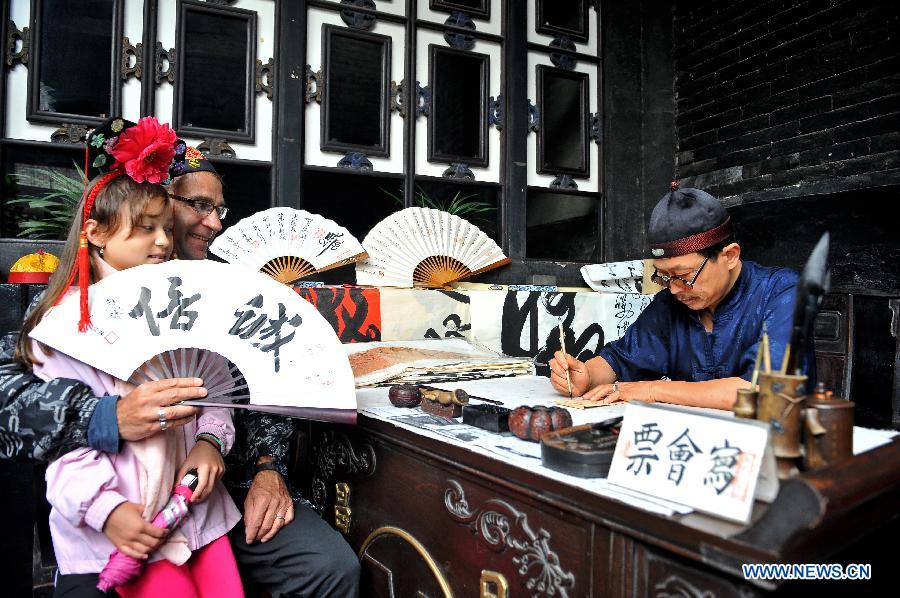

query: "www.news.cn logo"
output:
742 563 872 581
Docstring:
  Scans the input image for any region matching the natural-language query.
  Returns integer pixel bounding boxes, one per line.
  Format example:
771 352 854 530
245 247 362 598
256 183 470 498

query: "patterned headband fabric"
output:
650 217 732 258
169 140 219 178
647 186 731 258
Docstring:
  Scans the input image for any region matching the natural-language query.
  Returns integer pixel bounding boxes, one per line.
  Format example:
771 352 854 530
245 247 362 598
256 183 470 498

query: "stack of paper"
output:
346 339 533 387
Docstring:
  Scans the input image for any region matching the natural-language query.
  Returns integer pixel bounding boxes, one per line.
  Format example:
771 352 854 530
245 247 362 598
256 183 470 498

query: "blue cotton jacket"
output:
598 261 815 384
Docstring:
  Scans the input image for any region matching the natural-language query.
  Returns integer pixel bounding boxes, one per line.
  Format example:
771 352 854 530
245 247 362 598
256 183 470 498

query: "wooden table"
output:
298 397 900 597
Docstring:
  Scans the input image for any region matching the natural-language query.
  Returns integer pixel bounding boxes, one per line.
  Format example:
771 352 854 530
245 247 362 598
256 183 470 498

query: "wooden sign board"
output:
608 401 775 524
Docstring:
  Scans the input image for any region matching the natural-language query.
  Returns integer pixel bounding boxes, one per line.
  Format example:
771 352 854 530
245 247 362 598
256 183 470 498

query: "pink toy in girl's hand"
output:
96 469 200 592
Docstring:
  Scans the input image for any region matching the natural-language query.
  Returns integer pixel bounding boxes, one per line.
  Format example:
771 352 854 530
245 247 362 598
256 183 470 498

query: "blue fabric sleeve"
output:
87 395 122 454
597 294 672 382
736 275 797 381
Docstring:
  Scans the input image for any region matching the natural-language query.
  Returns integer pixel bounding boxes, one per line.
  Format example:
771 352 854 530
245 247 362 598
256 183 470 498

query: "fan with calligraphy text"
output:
209 208 367 284
30 260 356 423
355 207 510 288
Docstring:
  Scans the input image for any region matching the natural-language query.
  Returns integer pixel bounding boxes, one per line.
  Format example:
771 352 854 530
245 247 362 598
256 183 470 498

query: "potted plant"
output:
382 184 496 227
1 163 82 279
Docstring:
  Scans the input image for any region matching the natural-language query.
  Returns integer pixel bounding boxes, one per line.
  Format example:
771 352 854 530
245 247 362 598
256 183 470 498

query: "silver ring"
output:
158 407 168 430
613 382 619 393
275 514 285 520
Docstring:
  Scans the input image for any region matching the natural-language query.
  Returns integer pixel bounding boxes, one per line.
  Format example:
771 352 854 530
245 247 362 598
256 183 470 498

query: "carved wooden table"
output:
300 413 900 597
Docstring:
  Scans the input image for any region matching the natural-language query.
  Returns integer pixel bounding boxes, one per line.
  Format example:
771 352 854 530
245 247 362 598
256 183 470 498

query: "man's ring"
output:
613 382 620 393
275 514 285 520
158 407 168 430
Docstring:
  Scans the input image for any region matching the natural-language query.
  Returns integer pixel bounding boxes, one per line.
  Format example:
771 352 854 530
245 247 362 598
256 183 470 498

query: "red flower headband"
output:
56 116 177 331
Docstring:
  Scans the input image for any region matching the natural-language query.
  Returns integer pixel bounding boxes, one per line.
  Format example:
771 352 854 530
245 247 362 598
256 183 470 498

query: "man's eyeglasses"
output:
169 194 228 220
651 256 710 291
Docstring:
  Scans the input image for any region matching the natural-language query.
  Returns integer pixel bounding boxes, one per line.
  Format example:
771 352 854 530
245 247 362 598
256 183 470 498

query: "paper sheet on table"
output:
356 377 691 518
345 338 533 387
853 426 899 454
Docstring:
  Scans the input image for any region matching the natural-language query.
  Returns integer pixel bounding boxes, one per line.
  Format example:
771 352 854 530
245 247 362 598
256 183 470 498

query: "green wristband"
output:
195 432 225 455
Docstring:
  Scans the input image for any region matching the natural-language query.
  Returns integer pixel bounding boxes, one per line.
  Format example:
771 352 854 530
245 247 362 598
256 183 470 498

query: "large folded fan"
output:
30 260 356 423
209 207 367 284
356 208 510 288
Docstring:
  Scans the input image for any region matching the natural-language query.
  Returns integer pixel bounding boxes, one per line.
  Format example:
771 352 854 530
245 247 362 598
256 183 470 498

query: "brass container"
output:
804 398 854 470
756 372 808 479
733 388 758 419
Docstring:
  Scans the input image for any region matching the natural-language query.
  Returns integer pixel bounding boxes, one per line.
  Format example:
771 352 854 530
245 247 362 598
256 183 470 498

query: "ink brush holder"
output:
756 372 807 479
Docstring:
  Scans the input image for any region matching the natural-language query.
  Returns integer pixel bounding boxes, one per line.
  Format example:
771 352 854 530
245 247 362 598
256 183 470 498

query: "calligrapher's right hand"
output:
549 351 592 397
103 502 166 559
117 378 205 441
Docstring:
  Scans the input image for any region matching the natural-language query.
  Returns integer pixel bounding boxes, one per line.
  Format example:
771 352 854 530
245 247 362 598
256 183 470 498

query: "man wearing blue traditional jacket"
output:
550 185 814 410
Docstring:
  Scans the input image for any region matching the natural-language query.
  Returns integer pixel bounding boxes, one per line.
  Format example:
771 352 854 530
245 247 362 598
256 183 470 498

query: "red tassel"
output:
50 171 121 330
77 233 91 332
670 180 680 191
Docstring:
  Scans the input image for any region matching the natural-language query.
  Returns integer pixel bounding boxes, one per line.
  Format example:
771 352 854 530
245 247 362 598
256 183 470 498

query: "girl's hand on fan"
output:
178 439 225 503
103 501 166 559
117 378 207 441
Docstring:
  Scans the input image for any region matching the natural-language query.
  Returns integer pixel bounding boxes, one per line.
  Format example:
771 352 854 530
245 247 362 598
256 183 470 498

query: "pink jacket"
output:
34 259 241 574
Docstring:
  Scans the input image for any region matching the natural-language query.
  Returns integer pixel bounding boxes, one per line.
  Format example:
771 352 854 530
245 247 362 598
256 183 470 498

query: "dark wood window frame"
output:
429 0 491 20
427 44 490 168
536 0 590 43
26 0 124 126
173 0 258 143
536 64 590 178
320 24 392 158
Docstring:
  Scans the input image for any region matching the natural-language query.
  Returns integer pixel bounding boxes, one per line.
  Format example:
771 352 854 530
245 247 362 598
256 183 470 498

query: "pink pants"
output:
116 536 244 598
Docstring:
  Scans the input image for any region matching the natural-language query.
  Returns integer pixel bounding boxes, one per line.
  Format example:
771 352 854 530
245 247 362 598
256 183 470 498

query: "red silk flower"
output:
110 116 177 183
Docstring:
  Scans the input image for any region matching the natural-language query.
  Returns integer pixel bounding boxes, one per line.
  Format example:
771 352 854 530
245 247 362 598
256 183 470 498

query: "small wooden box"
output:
421 400 462 418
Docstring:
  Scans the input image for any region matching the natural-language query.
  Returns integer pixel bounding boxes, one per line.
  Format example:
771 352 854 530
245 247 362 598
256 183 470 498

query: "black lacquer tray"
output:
540 417 623 478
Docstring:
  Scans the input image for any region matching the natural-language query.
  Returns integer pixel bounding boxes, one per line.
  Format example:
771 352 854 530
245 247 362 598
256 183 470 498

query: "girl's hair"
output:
16 175 169 368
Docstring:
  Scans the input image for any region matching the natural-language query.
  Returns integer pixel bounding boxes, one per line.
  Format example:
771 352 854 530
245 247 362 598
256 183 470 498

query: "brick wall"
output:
673 0 900 205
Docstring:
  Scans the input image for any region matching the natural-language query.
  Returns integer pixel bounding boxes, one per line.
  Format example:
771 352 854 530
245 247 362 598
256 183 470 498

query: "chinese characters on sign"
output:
667 429 703 486
627 422 662 475
608 402 771 523
624 422 740 494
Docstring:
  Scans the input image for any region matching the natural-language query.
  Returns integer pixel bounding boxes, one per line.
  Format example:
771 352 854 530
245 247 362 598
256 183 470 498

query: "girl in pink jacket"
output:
17 117 242 598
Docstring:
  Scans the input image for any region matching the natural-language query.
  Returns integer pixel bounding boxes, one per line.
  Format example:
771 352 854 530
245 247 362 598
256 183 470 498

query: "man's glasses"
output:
651 256 710 291
169 194 228 220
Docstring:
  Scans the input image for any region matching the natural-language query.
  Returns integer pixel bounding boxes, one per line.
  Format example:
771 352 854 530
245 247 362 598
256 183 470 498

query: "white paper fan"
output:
355 207 510 288
209 208 367 284
30 260 356 423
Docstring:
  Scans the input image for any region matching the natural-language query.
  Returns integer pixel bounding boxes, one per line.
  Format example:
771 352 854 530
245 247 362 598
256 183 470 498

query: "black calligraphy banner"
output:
498 291 605 376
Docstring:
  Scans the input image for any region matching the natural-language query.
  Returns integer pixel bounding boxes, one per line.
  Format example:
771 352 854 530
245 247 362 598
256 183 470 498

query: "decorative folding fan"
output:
209 208 367 284
30 260 356 423
355 208 510 288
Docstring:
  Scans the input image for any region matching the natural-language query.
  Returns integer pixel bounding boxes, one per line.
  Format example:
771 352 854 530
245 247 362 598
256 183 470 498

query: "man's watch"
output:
254 459 288 477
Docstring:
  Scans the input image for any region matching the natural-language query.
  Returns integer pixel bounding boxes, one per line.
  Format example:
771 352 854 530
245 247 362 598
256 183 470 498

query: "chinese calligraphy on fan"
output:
129 277 200 336
316 231 344 257
229 294 303 372
127 282 304 373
